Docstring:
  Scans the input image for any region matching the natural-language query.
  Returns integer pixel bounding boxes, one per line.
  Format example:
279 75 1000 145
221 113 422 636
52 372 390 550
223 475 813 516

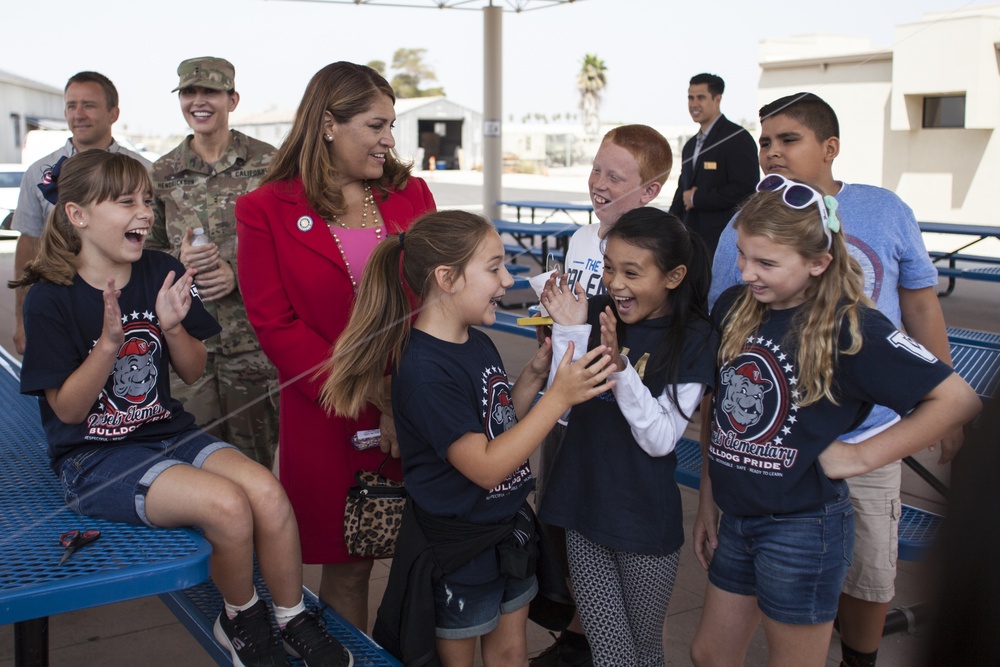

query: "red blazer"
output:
235 175 435 562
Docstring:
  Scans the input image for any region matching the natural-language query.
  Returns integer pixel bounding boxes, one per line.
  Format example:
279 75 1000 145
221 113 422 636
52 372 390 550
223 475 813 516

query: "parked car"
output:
0 163 25 235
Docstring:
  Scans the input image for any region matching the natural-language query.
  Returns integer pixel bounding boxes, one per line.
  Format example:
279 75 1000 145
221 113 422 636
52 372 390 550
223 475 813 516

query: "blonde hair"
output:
264 62 411 225
9 150 152 288
718 187 869 406
320 210 495 418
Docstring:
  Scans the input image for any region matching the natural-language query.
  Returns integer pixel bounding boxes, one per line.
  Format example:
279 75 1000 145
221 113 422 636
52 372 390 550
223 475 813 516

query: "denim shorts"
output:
433 574 538 639
58 428 235 527
709 491 854 625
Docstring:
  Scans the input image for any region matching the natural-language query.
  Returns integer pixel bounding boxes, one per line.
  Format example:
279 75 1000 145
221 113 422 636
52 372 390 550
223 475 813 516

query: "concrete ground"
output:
0 168 995 665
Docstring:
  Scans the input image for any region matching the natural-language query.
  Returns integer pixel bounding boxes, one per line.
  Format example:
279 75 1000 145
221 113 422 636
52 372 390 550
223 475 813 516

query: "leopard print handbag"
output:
343 462 407 558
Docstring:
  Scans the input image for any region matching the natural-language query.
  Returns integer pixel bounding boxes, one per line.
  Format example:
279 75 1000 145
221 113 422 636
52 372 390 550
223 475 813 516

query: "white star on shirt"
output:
130 311 140 320
774 436 783 445
784 364 794 373
787 415 797 424
143 310 154 320
782 426 792 435
121 315 128 324
789 376 798 386
778 353 787 361
756 336 765 344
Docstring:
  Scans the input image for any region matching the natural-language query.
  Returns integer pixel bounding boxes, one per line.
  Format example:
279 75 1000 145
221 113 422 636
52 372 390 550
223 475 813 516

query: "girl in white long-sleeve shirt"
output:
538 207 718 666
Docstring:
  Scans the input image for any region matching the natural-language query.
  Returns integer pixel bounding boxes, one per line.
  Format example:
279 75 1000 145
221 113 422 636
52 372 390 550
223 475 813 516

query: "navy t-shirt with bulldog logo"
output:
21 250 221 470
709 286 953 517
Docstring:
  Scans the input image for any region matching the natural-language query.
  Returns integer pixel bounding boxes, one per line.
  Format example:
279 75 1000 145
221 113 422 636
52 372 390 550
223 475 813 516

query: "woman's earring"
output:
324 134 333 143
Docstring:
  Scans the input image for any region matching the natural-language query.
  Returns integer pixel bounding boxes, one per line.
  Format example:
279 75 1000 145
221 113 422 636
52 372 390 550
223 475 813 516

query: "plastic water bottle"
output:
191 227 210 247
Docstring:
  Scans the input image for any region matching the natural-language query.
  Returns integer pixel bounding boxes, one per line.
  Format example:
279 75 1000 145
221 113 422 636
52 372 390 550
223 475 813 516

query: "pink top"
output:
331 225 385 286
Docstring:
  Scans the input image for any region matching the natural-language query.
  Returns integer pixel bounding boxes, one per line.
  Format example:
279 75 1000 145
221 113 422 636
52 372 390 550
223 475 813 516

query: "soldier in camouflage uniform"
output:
148 57 279 469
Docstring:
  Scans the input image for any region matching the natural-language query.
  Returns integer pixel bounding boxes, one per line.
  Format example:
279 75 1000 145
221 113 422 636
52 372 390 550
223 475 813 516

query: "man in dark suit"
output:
669 73 758 258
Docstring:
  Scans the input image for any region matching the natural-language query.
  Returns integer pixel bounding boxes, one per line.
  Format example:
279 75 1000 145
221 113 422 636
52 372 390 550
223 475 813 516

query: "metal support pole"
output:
483 4 502 221
14 618 49 667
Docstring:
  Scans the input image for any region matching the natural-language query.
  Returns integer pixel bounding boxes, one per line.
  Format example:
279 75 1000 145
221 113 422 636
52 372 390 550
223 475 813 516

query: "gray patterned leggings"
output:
566 529 680 667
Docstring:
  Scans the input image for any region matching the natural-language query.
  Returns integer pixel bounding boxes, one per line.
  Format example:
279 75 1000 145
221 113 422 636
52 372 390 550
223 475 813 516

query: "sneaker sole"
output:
283 639 354 667
214 616 253 667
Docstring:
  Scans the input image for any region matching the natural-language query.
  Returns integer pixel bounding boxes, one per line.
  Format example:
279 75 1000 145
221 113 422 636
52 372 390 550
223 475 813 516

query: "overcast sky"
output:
1 0 991 137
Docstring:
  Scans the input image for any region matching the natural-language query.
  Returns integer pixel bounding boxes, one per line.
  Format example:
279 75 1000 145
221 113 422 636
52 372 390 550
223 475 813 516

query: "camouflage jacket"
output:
149 130 275 355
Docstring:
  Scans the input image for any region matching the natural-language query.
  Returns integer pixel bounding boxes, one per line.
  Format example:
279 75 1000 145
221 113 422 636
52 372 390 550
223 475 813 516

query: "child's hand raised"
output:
598 305 627 371
156 268 196 334
548 341 616 408
541 273 586 326
527 336 554 378
100 278 124 350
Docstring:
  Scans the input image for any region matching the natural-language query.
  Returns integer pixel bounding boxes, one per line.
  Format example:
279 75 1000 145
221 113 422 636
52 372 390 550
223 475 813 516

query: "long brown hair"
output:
320 210 495 418
8 150 152 288
264 62 411 223
718 187 869 406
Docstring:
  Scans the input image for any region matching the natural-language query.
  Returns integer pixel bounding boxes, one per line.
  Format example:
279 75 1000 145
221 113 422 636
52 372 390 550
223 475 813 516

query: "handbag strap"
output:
375 453 392 476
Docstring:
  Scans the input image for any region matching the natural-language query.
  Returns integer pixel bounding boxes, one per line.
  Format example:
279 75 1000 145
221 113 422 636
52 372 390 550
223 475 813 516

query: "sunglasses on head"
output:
756 174 841 250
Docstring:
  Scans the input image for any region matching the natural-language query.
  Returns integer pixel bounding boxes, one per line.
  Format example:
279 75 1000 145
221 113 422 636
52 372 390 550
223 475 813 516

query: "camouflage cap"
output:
172 57 235 92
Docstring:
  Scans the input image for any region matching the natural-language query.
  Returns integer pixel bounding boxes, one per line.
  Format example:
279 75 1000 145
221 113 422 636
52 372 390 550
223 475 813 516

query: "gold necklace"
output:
332 181 375 229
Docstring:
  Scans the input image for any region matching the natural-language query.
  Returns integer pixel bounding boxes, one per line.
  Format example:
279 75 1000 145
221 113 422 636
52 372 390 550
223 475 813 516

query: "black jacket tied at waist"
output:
373 497 565 666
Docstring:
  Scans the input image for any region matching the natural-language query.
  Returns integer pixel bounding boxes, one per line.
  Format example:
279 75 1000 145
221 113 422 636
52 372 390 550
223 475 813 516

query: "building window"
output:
922 95 965 129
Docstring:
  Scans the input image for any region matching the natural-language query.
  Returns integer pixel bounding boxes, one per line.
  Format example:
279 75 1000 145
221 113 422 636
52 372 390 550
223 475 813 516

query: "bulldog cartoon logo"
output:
720 361 773 433
112 338 159 404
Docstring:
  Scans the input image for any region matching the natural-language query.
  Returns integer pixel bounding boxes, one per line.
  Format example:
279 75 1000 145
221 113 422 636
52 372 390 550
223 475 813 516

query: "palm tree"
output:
577 54 607 137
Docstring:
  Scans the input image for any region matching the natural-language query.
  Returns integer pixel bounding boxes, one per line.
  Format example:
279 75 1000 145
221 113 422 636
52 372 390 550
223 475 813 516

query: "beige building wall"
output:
758 7 1000 230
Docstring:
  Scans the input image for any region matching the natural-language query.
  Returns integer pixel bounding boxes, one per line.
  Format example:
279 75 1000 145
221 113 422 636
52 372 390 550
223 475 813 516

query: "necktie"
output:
692 133 706 168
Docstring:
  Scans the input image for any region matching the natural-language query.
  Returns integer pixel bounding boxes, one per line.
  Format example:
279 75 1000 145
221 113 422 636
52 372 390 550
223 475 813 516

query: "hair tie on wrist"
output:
38 155 68 205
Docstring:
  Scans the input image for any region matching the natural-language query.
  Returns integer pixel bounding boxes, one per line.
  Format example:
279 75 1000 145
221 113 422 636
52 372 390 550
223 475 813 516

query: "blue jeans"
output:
433 574 538 639
709 491 854 625
59 427 235 526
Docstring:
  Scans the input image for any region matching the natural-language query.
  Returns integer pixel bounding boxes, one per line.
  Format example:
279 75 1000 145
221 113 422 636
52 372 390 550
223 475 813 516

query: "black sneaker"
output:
213 599 289 667
280 609 354 667
529 630 593 667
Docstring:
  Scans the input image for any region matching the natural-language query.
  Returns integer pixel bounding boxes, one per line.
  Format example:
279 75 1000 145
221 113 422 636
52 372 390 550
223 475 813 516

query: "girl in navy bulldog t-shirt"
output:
322 210 615 666
691 176 980 667
14 151 350 667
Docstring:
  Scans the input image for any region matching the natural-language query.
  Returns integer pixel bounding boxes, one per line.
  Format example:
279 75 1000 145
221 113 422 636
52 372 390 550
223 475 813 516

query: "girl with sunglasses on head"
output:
690 176 980 667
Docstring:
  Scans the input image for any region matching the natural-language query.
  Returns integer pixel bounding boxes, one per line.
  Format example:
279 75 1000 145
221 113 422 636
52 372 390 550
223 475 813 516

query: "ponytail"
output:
320 234 410 418
320 210 496 418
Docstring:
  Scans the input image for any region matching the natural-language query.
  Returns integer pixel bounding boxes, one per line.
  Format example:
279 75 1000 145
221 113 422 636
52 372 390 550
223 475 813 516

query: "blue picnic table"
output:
493 219 578 267
497 199 594 224
918 221 1000 295
0 346 401 667
0 347 211 666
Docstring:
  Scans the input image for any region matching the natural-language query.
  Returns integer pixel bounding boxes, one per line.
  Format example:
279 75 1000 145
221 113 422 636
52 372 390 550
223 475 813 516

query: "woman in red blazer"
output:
236 62 435 630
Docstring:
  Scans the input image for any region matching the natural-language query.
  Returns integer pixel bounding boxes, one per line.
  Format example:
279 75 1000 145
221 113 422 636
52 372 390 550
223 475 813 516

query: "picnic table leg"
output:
14 617 49 667
936 258 958 297
882 601 931 637
903 456 949 499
